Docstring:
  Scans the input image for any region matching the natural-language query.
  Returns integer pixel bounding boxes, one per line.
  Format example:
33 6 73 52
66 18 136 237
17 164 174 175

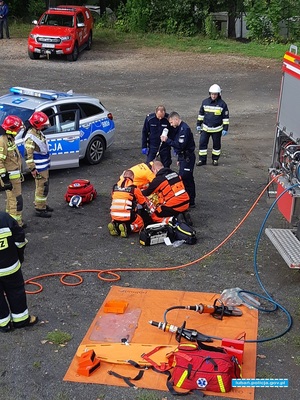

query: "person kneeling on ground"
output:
108 170 153 238
142 161 192 225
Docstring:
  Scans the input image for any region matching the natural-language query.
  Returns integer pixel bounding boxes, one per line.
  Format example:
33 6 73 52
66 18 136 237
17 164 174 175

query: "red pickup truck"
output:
28 5 94 61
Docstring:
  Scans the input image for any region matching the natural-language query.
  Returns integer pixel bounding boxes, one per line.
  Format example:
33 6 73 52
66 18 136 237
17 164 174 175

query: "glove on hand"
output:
142 148 148 155
222 130 228 136
196 126 202 132
145 200 156 214
0 172 12 191
1 172 10 184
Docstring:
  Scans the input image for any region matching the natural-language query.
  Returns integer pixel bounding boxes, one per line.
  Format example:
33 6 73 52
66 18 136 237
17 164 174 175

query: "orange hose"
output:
25 174 282 294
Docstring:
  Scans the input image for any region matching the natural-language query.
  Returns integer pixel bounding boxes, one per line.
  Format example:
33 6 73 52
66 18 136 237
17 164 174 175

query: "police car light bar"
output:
10 87 58 100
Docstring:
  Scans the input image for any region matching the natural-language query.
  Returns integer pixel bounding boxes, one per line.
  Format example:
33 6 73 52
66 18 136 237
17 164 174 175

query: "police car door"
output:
42 109 80 169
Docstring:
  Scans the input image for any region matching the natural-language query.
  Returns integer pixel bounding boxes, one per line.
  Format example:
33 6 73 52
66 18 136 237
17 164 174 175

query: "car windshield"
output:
0 104 34 124
40 14 74 27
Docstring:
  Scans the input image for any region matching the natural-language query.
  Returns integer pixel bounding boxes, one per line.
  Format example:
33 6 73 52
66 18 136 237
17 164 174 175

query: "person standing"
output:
0 0 10 39
141 105 172 167
160 112 196 208
0 211 38 332
108 170 150 238
196 84 229 166
0 115 25 227
24 111 53 218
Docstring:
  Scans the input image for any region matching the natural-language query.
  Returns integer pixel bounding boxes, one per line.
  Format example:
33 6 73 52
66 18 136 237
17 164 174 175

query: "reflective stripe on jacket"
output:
24 128 50 172
0 212 27 277
197 96 229 133
0 131 22 176
110 177 146 221
143 167 190 209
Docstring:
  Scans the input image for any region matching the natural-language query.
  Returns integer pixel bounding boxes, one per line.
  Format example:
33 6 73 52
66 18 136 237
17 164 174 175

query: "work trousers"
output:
199 130 222 162
5 178 23 226
152 201 190 222
113 212 144 234
0 269 29 327
35 169 49 210
0 18 9 39
147 146 172 168
178 153 196 205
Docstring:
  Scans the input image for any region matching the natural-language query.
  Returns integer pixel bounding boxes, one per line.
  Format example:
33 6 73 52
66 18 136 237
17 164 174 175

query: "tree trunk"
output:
228 15 236 38
99 0 106 16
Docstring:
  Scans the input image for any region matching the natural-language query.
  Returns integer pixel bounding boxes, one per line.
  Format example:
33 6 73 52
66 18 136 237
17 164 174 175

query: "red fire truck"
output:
267 45 300 268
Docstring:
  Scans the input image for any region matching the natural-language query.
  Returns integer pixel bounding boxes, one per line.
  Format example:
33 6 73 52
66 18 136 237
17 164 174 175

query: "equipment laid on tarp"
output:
142 342 241 395
64 286 257 400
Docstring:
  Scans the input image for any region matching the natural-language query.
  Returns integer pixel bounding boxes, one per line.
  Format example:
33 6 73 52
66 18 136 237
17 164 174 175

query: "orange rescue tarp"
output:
64 286 257 399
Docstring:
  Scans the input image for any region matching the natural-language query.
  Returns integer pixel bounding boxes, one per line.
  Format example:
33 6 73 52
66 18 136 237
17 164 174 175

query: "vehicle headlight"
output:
29 34 37 39
61 36 71 41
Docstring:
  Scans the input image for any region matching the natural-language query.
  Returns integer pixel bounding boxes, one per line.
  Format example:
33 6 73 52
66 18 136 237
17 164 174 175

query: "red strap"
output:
141 346 173 371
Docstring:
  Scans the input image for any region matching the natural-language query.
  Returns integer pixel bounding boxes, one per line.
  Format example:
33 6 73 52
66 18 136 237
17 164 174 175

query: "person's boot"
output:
35 209 52 218
108 221 119 236
0 322 12 333
183 211 193 226
212 159 219 166
45 205 54 212
196 160 206 166
13 315 38 329
119 223 128 238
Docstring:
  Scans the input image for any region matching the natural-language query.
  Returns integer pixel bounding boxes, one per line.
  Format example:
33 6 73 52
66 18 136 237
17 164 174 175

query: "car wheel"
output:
85 136 105 164
28 50 39 60
86 32 92 50
67 43 79 62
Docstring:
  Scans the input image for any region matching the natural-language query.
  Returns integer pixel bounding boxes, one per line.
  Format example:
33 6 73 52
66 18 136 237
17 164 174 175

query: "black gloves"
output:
1 172 13 191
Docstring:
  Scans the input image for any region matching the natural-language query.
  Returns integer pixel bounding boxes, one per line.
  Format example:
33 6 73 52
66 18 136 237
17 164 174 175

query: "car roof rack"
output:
9 87 74 101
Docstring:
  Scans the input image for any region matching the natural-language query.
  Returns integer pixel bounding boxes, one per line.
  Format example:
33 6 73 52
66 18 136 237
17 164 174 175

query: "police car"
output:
0 87 115 170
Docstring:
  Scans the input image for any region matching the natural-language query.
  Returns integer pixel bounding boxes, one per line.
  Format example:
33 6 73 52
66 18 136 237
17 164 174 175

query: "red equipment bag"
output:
64 179 97 205
142 342 241 395
166 343 241 394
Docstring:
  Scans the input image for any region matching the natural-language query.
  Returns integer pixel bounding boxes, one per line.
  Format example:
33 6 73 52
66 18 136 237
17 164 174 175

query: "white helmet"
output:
209 84 221 94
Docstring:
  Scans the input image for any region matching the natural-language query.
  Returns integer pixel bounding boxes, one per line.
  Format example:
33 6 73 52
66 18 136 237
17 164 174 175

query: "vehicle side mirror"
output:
32 20 38 25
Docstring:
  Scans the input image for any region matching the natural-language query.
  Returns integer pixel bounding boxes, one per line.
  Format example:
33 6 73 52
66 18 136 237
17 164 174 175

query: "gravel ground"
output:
0 38 299 400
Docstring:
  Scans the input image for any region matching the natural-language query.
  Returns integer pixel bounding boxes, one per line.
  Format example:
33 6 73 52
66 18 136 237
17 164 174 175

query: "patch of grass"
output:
54 394 69 400
46 330 72 345
9 23 299 60
135 391 162 400
294 355 300 366
292 335 300 347
33 360 41 369
256 370 276 379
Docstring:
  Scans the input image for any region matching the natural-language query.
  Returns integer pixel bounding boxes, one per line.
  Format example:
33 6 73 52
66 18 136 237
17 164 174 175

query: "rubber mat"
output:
64 286 257 399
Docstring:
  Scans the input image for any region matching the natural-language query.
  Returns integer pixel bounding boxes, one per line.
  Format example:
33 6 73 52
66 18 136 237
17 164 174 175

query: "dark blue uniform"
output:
165 122 196 206
0 211 29 331
197 95 229 163
141 112 172 167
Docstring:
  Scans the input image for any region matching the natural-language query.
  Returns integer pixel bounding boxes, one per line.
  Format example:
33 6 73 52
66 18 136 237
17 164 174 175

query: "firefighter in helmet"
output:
108 170 152 238
0 211 38 332
24 111 53 218
0 115 25 227
196 84 229 166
